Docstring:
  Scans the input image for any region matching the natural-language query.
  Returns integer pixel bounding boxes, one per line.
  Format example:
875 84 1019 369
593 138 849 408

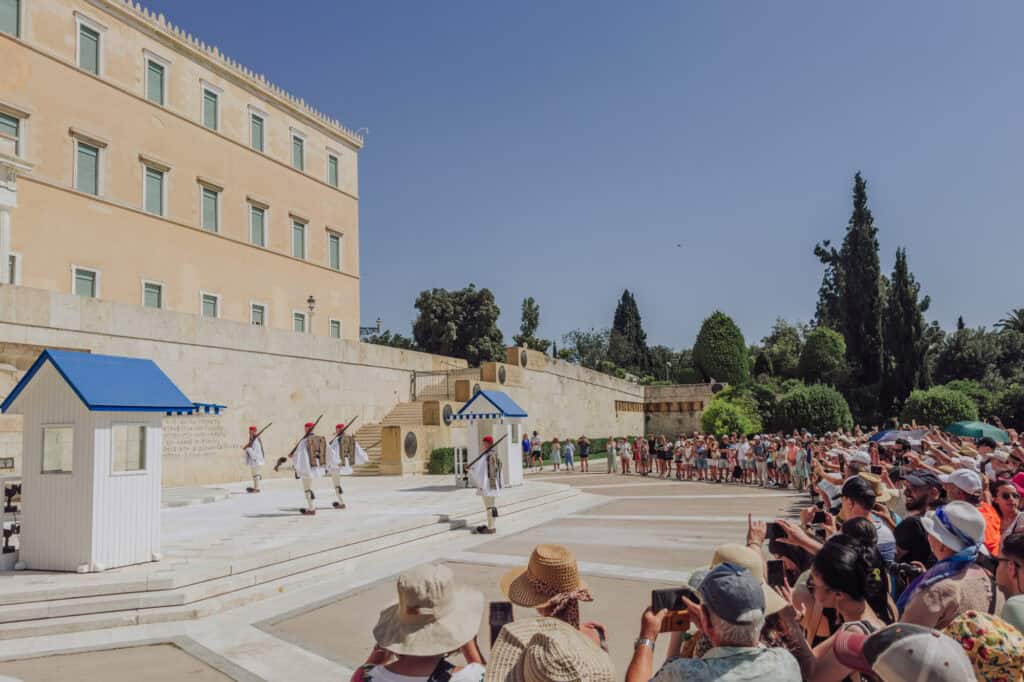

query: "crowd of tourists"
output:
357 425 1024 680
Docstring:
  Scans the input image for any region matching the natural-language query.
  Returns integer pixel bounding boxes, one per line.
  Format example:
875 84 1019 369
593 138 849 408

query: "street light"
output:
666 361 672 382
306 294 316 335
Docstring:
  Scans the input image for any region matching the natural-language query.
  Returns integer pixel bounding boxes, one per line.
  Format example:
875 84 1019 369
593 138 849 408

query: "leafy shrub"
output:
701 397 762 437
899 387 978 427
996 385 1024 430
942 380 998 419
427 447 455 475
693 311 750 385
774 384 853 434
799 327 847 384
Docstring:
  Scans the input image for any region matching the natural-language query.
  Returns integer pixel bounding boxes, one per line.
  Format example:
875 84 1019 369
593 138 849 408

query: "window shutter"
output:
76 143 99 194
145 167 163 214
79 25 99 74
0 0 20 37
147 61 164 105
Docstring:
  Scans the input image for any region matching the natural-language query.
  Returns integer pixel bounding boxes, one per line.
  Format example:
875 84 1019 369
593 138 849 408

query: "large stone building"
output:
0 0 363 337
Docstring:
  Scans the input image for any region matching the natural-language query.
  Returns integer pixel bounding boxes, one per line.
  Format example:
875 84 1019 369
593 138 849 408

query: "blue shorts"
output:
696 458 708 470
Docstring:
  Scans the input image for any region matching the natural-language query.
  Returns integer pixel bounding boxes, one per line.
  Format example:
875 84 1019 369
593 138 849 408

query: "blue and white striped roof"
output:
453 390 527 421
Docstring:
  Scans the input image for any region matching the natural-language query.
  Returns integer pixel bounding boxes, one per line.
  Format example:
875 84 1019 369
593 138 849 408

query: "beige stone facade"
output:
0 0 362 337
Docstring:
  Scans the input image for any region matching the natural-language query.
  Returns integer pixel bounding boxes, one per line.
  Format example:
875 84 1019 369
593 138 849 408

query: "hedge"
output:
427 448 455 474
774 384 853 434
701 398 762 437
899 387 978 427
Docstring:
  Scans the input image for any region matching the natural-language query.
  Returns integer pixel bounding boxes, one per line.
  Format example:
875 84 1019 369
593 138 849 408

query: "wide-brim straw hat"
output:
711 544 787 616
372 564 484 656
485 617 614 682
857 472 894 504
501 545 588 608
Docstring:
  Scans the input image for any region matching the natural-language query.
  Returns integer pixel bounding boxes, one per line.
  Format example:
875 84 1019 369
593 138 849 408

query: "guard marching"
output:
275 418 326 516
468 435 504 535
326 423 351 509
242 425 267 493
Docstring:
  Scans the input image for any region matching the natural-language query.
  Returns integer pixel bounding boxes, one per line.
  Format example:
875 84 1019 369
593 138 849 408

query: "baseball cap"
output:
904 470 942 489
939 469 983 495
833 623 975 681
709 544 787 616
698 563 765 624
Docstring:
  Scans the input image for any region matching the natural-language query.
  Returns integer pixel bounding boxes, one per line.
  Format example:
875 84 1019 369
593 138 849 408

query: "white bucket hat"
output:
372 564 484 656
920 501 985 553
940 469 983 495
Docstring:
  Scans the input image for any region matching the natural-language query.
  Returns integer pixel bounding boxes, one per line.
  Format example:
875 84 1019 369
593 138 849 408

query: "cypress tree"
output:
881 248 929 414
609 290 650 373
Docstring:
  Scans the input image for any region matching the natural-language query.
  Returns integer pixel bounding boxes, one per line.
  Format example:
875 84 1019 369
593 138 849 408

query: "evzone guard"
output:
325 419 369 510
275 417 327 515
468 434 505 535
242 423 270 493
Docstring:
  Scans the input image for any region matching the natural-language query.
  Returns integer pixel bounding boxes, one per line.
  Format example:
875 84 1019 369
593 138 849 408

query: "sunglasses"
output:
999 492 1020 500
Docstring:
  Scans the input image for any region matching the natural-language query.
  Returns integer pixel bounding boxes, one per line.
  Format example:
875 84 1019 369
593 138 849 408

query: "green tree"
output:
932 327 1003 385
693 311 750 385
900 387 978 426
752 350 774 379
997 309 1024 334
412 284 505 365
561 328 610 369
773 384 853 434
512 297 551 354
761 319 805 378
363 329 418 350
701 397 762 437
609 290 650 374
799 327 847 384
996 385 1024 430
942 380 999 419
880 248 930 414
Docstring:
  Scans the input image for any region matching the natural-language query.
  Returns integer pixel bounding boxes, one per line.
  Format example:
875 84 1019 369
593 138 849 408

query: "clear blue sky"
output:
147 0 1024 349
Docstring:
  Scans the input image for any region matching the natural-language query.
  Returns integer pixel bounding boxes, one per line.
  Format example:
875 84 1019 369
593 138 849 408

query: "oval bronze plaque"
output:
520 350 528 367
498 366 507 384
404 431 418 458
442 404 454 426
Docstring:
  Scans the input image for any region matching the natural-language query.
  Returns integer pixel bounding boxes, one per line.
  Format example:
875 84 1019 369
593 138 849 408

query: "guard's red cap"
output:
249 426 258 432
304 422 315 429
482 436 495 444
336 423 345 430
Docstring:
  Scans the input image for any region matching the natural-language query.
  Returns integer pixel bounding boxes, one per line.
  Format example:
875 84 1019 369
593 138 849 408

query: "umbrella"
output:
943 421 1010 444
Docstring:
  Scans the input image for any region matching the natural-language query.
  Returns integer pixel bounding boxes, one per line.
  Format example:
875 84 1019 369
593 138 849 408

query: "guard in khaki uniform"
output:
276 421 325 516
469 435 503 535
243 426 265 493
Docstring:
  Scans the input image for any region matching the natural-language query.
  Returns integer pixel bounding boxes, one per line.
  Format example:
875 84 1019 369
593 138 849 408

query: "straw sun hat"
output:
501 545 589 609
485 617 614 682
372 564 484 657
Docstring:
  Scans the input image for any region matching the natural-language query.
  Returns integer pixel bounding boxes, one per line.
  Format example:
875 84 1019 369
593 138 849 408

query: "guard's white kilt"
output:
294 438 324 478
468 455 504 498
244 440 265 467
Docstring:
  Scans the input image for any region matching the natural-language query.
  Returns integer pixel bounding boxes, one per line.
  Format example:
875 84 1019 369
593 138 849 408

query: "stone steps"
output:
353 423 383 476
0 485 581 640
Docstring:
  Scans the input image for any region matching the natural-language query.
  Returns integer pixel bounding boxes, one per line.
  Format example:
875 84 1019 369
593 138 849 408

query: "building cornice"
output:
85 0 365 150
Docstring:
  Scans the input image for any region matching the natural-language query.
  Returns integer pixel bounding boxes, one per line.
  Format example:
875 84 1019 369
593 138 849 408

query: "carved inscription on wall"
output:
162 415 230 458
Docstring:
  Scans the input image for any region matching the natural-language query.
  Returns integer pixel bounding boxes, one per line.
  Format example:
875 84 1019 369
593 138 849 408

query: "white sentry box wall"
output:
15 362 162 572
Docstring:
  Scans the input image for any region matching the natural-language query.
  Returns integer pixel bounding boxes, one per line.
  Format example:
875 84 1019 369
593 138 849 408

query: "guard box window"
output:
112 424 146 472
42 426 73 473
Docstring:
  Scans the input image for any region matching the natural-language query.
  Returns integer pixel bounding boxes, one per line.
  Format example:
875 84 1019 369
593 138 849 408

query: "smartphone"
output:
812 510 827 524
870 465 883 475
489 601 514 645
766 560 786 588
652 587 699 632
765 522 784 541
814 500 825 510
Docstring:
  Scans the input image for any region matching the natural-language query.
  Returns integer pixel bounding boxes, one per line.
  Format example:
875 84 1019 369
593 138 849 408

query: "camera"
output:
890 562 924 580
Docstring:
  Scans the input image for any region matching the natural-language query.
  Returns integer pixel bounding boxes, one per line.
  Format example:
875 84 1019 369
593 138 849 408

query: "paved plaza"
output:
0 468 801 679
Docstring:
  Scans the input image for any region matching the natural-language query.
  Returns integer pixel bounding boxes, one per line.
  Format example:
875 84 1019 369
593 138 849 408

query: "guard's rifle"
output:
275 414 323 471
243 422 272 449
461 435 509 485
329 416 359 445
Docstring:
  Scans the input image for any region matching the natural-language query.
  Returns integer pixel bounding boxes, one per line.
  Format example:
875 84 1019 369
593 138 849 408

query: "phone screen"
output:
489 601 514 644
765 522 784 541
812 510 827 524
870 465 883 475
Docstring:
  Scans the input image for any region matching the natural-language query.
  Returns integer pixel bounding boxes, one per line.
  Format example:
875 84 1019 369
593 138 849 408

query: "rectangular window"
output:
42 426 73 474
143 281 162 309
144 166 164 215
202 88 218 130
250 205 266 246
111 424 146 473
291 135 304 171
78 24 100 74
250 303 266 327
328 154 339 188
293 312 306 333
201 293 218 318
250 113 264 152
328 232 341 270
146 60 165 105
7 254 15 284
76 142 99 195
0 112 18 155
0 0 19 37
330 320 341 339
291 220 306 259
73 268 97 298
201 186 219 231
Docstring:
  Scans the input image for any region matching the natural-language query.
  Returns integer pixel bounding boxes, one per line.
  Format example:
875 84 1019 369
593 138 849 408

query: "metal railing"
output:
410 368 481 401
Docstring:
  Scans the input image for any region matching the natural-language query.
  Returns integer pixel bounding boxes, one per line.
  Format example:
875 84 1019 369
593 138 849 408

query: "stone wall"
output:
0 286 652 484
642 384 715 436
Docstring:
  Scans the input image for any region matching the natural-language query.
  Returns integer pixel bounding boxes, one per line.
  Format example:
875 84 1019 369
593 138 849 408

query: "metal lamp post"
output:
306 294 316 335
